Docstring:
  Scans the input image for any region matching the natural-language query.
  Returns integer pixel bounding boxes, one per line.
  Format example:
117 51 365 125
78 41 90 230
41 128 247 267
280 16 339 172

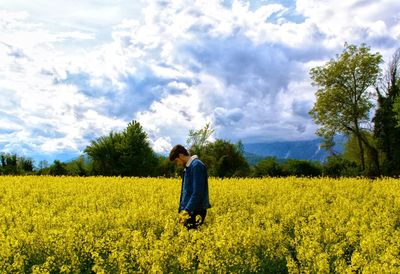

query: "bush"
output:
252 157 283 177
282 159 322 177
322 155 361 177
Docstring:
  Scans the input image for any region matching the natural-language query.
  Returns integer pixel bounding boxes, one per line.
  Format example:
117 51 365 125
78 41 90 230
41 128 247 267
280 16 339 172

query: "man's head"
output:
169 144 189 166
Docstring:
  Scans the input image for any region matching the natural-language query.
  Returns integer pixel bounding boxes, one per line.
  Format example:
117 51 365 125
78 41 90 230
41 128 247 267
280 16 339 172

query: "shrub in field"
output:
322 155 360 177
282 159 322 177
252 157 284 177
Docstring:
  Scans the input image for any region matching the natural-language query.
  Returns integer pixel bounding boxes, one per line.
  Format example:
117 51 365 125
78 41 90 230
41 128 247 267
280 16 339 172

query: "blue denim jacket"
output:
179 158 211 213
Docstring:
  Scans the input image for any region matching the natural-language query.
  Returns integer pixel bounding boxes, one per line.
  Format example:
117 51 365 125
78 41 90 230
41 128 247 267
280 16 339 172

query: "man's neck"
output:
185 155 198 167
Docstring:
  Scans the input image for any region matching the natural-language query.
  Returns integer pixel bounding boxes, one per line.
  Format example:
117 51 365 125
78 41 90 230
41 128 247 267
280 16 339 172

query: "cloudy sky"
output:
0 0 399 163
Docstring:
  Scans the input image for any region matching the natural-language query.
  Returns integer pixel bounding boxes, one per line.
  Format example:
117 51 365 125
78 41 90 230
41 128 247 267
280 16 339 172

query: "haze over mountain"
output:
243 136 345 165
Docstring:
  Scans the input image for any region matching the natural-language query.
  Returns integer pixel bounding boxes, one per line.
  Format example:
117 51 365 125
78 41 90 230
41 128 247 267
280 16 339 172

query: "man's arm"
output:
185 164 206 213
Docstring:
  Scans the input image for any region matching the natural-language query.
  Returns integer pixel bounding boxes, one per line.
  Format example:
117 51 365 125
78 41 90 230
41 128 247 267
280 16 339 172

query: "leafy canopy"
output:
309 43 382 137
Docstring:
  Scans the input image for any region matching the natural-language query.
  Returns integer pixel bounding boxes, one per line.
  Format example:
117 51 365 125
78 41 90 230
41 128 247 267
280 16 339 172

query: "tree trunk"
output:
354 123 366 171
357 132 381 177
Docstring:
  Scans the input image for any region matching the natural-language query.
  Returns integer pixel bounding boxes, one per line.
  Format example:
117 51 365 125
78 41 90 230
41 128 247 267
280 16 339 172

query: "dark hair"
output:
169 144 189 161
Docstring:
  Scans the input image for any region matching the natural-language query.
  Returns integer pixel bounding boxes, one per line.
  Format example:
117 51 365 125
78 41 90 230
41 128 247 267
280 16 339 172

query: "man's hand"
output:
179 210 190 225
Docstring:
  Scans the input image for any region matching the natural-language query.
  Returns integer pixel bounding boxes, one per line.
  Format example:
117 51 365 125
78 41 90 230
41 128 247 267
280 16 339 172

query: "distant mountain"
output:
243 152 265 166
243 137 344 165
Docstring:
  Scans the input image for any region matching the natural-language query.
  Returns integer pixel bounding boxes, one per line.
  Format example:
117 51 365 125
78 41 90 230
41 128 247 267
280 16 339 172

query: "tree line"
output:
0 121 335 178
0 120 391 178
1 43 400 178
0 123 343 178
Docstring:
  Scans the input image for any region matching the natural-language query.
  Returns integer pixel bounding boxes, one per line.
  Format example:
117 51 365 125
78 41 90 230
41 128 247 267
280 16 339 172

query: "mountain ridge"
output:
243 137 345 165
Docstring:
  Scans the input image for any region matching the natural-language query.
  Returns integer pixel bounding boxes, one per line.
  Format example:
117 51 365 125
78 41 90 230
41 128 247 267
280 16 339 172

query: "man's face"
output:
174 154 184 167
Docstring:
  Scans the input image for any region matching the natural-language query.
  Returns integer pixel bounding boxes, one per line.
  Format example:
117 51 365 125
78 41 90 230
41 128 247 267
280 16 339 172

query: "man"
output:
169 144 211 229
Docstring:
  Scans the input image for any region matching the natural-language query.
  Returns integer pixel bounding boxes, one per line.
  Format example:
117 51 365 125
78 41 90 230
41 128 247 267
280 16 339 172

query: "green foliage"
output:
309 43 382 136
0 153 34 175
343 132 380 176
84 132 123 176
157 156 177 178
116 121 159 177
185 124 250 178
201 139 250 177
309 43 382 173
252 157 283 177
394 96 400 127
244 152 265 166
322 155 360 177
36 157 91 176
187 123 214 157
49 160 68 176
84 121 159 177
373 48 400 176
320 135 337 156
20 157 34 173
0 153 18 175
281 159 322 177
65 156 90 176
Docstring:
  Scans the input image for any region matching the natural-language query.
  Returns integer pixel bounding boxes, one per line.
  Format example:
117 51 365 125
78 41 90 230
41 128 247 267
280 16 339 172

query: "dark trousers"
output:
184 209 207 229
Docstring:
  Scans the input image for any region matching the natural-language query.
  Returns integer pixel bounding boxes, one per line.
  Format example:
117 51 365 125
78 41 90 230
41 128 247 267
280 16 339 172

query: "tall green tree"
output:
309 43 382 175
322 155 360 177
374 48 400 176
84 132 123 176
202 139 250 177
65 156 90 176
18 156 34 174
85 121 159 177
252 157 283 177
186 123 214 157
117 121 159 177
281 159 322 177
0 153 18 175
49 160 68 176
342 131 378 173
395 97 400 127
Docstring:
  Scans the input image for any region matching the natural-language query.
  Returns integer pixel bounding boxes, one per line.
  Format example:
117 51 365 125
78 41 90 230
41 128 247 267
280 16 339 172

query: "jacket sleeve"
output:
185 163 206 213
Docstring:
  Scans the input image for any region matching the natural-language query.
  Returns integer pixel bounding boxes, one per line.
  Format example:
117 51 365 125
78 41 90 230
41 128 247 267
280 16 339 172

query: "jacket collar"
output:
186 155 198 167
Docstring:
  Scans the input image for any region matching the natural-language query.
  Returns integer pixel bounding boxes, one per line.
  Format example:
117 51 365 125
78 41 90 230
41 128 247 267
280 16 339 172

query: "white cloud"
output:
136 84 210 151
0 0 144 34
0 0 399 161
150 136 173 154
0 10 127 158
296 0 400 49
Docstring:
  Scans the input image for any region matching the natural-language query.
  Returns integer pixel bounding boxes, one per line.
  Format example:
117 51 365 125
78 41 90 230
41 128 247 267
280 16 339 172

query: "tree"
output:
0 153 34 175
84 121 159 177
0 153 18 175
116 121 159 177
374 48 400 176
84 132 123 176
281 159 322 177
186 123 214 157
309 43 382 175
38 160 49 170
49 160 68 176
65 156 90 176
18 157 34 174
319 135 337 156
342 132 378 174
322 155 360 177
157 156 177 177
253 157 283 177
395 97 400 127
201 139 250 177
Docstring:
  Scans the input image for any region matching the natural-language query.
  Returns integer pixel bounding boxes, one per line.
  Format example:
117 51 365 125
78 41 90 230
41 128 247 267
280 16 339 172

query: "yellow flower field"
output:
0 176 399 273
